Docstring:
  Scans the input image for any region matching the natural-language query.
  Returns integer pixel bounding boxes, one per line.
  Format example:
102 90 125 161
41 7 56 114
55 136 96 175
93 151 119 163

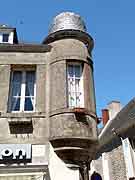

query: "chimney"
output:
102 109 109 126
107 101 122 120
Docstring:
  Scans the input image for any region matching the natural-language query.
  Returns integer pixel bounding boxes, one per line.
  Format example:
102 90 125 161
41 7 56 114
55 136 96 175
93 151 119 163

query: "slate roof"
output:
98 97 135 147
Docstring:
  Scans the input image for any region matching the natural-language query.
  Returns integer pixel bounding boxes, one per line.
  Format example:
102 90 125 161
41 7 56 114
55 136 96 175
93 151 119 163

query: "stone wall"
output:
92 138 127 180
109 145 127 180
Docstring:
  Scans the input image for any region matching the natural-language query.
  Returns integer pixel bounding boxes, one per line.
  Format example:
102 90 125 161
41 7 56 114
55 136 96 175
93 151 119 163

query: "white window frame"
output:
67 62 84 108
9 68 36 113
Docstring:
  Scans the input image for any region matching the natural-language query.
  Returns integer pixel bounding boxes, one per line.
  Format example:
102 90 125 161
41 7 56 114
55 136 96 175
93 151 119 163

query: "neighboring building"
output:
91 99 135 180
0 12 98 180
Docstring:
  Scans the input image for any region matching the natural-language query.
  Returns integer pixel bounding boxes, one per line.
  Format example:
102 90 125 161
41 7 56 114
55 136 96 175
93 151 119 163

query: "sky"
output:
0 0 135 117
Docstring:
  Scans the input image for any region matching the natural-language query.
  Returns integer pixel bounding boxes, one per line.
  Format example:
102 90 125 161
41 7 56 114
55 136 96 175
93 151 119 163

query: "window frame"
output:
8 68 36 113
67 62 84 108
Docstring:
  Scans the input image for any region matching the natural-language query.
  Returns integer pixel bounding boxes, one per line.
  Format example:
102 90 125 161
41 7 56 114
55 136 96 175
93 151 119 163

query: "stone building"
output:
91 99 135 180
0 12 98 180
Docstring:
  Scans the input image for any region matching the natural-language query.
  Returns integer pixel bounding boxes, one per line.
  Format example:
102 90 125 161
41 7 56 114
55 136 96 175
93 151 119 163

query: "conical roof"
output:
49 12 87 34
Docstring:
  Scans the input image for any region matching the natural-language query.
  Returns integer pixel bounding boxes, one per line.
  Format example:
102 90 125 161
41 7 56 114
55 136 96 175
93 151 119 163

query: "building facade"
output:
0 12 98 180
91 100 135 180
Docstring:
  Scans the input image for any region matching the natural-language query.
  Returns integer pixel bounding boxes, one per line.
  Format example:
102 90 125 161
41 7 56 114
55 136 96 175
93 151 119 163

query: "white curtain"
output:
25 71 35 109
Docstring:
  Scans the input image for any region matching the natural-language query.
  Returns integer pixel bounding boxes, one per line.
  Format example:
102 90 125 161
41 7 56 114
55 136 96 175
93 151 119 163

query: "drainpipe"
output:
102 109 109 126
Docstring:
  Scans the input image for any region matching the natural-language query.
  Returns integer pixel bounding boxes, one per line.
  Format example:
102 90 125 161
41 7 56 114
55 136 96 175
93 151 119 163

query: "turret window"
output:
8 69 36 112
67 63 84 107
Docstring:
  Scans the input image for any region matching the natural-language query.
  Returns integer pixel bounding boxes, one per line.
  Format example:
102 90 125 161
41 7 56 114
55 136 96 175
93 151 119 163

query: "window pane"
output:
26 71 35 82
68 65 74 77
69 95 75 107
75 65 81 78
25 71 35 96
13 71 22 82
25 82 34 96
11 97 20 111
11 72 21 98
24 98 33 111
2 34 9 42
12 82 21 96
68 65 81 78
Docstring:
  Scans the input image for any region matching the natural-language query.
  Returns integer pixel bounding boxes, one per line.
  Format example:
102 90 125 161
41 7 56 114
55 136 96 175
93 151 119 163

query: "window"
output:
2 33 9 42
129 137 135 150
9 70 36 112
0 173 44 180
67 63 84 107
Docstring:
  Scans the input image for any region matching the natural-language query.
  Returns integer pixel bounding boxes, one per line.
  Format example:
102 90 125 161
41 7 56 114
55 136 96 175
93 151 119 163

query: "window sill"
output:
0 112 46 118
72 107 86 114
0 112 46 125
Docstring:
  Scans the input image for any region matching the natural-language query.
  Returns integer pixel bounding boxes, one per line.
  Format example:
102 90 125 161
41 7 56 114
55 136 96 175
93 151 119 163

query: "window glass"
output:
24 97 34 111
11 97 20 111
2 33 9 42
75 65 81 78
25 71 35 96
12 71 21 96
12 71 22 82
68 65 74 77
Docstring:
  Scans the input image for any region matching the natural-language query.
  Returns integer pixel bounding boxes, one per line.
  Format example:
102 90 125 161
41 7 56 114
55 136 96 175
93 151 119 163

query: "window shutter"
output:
0 65 10 112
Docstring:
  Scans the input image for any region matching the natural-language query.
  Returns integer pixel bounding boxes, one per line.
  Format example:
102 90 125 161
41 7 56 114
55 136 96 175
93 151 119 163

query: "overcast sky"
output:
0 0 135 117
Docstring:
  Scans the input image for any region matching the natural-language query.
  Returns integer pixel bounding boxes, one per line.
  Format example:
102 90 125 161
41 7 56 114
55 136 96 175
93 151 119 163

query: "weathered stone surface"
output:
109 145 127 180
0 52 49 64
50 60 67 112
36 64 46 113
50 113 96 139
0 115 49 144
50 39 91 63
0 65 10 112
